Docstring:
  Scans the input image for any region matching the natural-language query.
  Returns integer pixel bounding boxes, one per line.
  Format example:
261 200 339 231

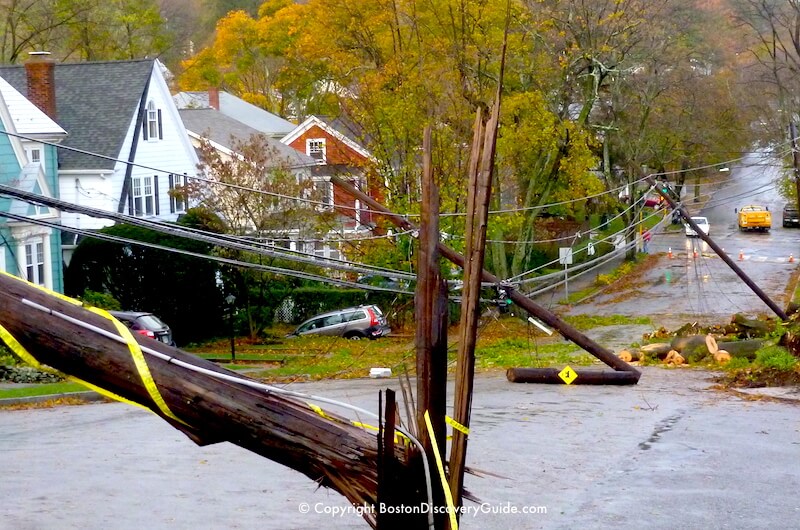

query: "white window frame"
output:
311 177 333 210
306 138 326 163
25 145 44 171
169 173 186 213
132 175 155 216
146 100 159 140
20 237 48 288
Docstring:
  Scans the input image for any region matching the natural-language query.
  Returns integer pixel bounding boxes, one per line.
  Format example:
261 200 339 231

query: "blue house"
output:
0 76 67 291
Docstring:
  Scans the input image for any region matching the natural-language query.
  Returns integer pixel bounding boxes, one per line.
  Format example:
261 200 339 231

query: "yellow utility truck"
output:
737 205 771 232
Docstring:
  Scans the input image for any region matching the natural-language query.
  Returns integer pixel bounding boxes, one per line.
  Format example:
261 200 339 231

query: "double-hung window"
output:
311 177 333 210
24 239 45 286
132 175 156 216
307 138 326 162
169 173 186 213
143 100 163 141
25 145 44 170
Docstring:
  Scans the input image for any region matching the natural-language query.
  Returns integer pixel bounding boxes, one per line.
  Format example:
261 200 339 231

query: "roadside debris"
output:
624 312 797 366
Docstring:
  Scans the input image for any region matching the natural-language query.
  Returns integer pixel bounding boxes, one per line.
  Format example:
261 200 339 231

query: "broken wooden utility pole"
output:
647 176 788 320
0 273 425 530
414 125 448 529
506 368 640 384
330 174 641 379
449 97 500 518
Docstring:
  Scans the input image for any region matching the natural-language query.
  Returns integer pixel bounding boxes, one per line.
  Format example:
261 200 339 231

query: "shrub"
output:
78 290 121 310
755 346 798 371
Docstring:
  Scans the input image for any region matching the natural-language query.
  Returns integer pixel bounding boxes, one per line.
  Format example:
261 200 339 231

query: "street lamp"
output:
225 294 236 362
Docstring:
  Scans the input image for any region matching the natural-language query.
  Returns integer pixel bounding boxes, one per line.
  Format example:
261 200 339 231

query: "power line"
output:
0 182 417 281
4 127 782 221
0 209 415 295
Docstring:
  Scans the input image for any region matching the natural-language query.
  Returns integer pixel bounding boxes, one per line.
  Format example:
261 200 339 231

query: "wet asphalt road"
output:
3 152 800 529
571 150 800 320
1 360 799 530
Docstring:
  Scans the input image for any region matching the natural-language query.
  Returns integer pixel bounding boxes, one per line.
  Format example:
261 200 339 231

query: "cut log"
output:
640 343 673 358
713 350 731 364
705 334 719 355
670 335 711 362
731 313 775 337
506 368 639 385
664 350 685 365
672 322 700 336
617 349 642 363
715 339 763 360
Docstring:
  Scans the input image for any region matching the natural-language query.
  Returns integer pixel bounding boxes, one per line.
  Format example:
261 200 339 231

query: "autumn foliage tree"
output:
177 0 763 278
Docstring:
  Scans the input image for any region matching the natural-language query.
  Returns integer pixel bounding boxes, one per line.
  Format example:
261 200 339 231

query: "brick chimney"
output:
24 52 57 120
208 87 219 110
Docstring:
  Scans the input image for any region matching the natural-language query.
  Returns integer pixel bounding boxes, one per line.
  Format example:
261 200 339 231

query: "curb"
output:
0 391 107 407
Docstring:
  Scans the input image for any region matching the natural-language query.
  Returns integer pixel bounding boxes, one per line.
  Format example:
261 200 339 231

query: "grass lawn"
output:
183 314 650 382
0 313 651 402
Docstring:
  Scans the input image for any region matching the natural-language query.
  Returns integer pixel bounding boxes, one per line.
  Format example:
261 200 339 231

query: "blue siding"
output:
0 120 65 292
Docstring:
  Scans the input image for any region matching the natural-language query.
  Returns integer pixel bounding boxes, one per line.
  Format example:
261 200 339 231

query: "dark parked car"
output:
287 305 391 340
109 311 175 346
783 203 800 228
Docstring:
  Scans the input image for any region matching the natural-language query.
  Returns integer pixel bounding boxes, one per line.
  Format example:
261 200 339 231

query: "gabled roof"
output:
179 108 317 169
0 77 66 138
174 91 296 137
0 59 155 171
7 163 52 217
281 115 373 160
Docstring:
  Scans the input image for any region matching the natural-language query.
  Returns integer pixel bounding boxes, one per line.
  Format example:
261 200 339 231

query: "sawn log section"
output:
0 273 419 527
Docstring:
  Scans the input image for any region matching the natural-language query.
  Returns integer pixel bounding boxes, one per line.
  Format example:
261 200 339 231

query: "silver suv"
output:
288 305 391 340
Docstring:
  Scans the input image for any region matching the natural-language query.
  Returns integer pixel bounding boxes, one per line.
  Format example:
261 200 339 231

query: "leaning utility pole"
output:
790 123 800 215
646 176 788 320
330 174 640 376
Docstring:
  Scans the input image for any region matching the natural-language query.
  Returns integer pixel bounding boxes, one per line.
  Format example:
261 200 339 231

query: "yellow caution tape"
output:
307 402 333 420
306 403 409 444
424 410 458 530
86 306 186 426
0 272 186 425
0 322 145 410
445 415 470 436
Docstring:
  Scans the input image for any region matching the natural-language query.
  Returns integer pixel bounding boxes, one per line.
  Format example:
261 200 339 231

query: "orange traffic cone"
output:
738 249 744 261
668 247 673 259
693 249 698 259
790 254 795 263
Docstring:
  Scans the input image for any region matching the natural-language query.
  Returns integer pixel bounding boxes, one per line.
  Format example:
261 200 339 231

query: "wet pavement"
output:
1 365 798 530
2 152 800 529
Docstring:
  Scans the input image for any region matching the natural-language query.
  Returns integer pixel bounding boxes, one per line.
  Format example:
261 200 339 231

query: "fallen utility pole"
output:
0 273 425 529
506 367 640 385
646 176 788 320
330 174 640 378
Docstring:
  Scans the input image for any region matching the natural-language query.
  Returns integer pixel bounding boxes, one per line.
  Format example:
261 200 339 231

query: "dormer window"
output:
143 100 163 141
24 145 44 171
307 138 326 163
